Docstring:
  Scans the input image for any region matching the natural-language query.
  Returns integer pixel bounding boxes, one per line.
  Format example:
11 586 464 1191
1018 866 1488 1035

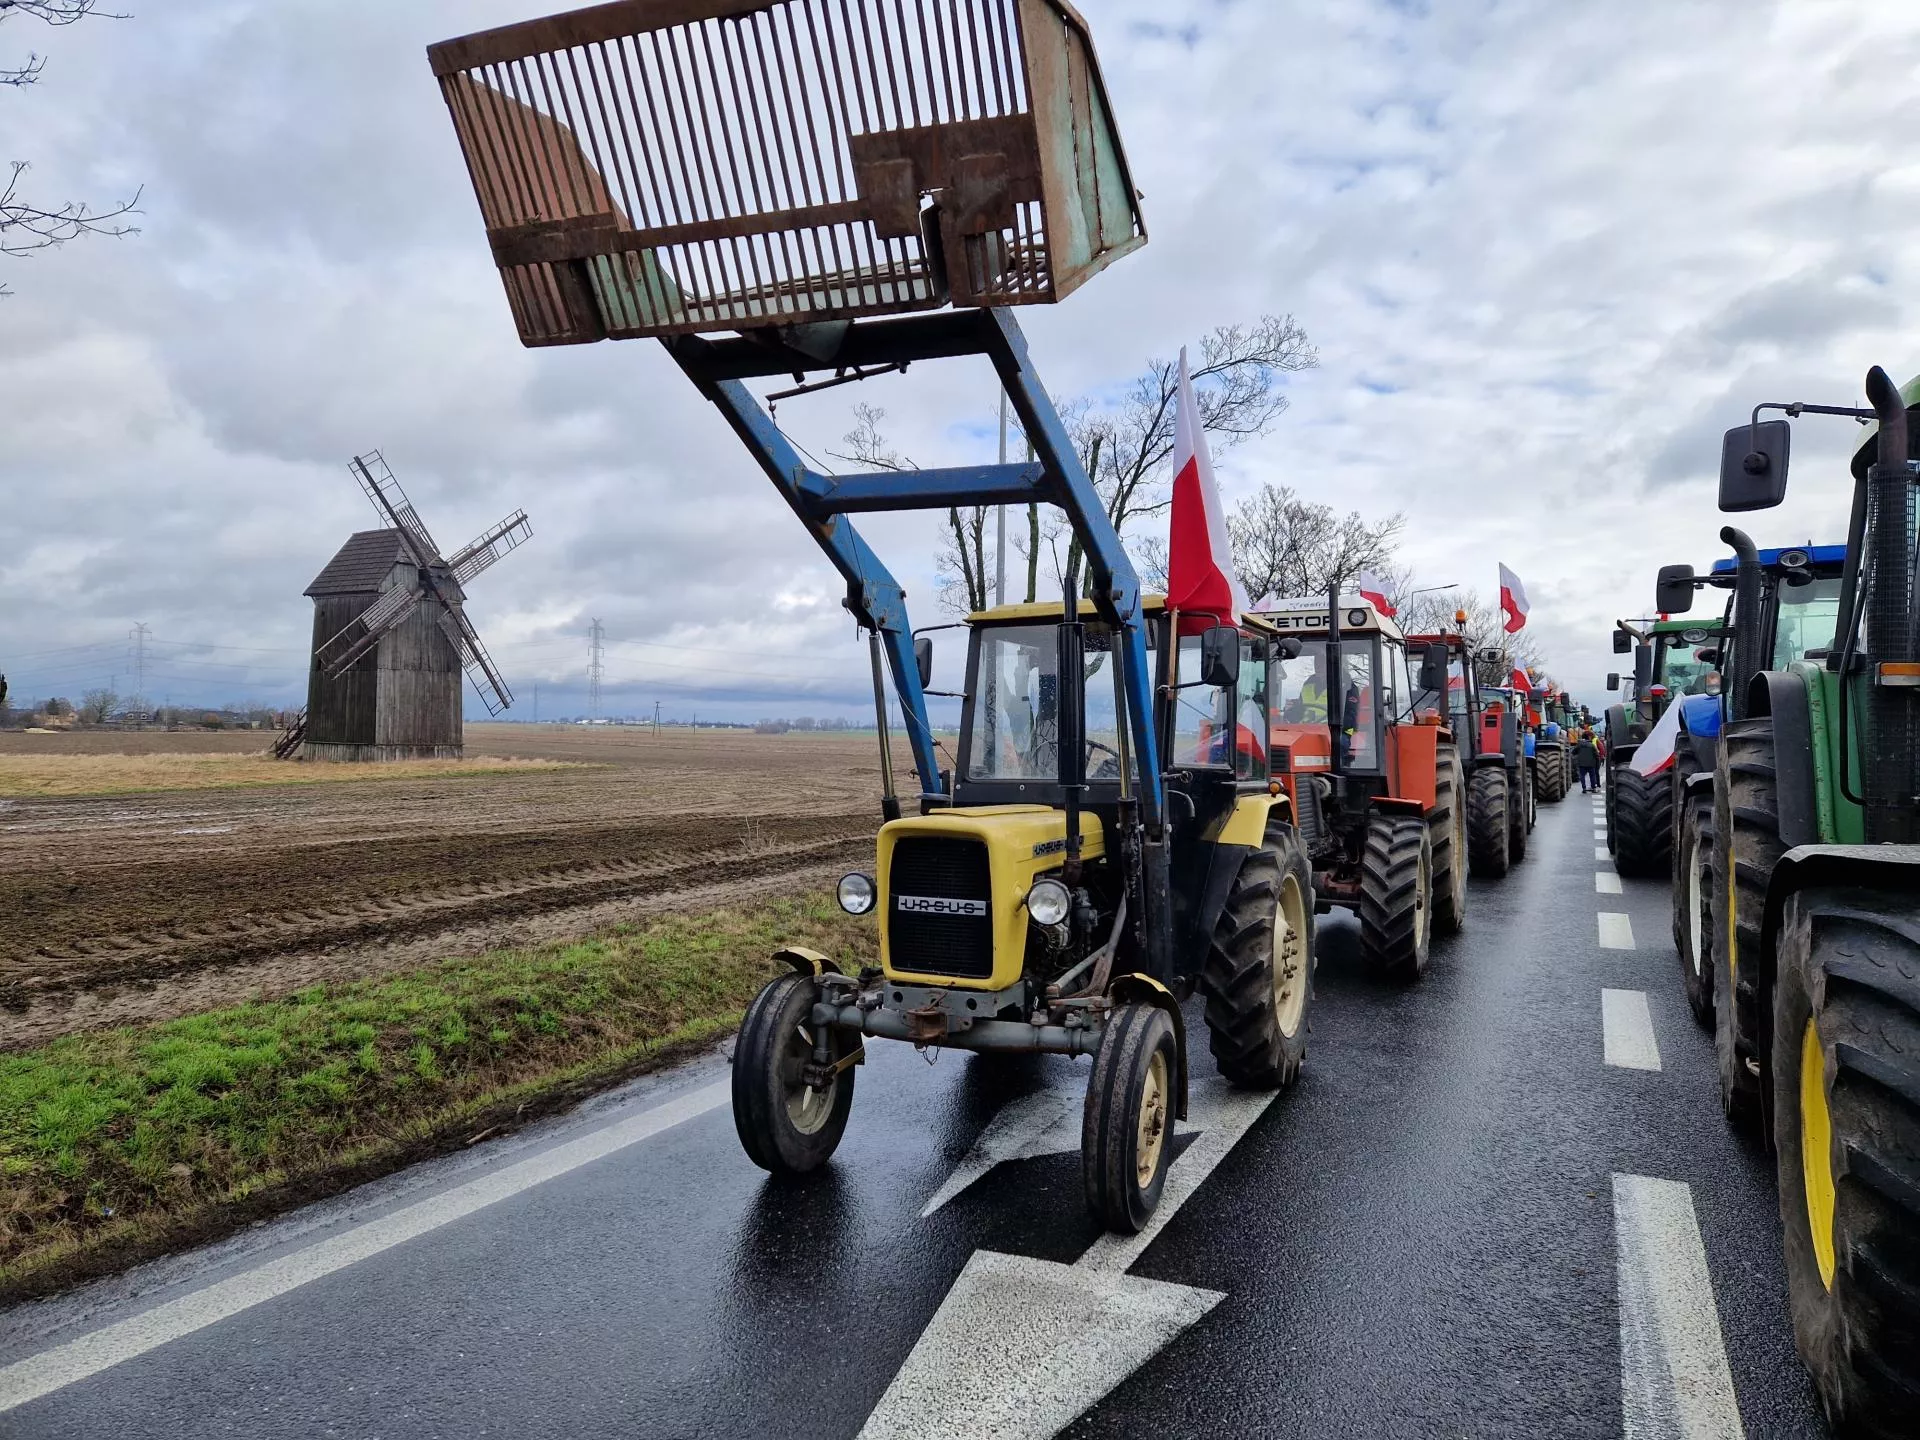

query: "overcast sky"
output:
3 0 1914 721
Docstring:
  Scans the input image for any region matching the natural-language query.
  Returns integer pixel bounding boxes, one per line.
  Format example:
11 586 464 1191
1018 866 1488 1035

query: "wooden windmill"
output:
302 452 530 761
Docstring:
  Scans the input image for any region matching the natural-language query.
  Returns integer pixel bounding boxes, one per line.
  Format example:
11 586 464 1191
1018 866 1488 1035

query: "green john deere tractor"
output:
1603 617 1725 876
1698 368 1920 1436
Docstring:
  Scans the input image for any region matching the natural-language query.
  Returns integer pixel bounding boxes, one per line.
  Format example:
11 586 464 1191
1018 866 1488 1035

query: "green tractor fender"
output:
1748 670 1823 847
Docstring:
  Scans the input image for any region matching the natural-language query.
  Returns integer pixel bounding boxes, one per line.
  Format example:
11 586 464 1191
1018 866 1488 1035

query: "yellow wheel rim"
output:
1799 1017 1838 1290
1136 1050 1169 1188
1273 872 1309 1037
1726 866 1739 982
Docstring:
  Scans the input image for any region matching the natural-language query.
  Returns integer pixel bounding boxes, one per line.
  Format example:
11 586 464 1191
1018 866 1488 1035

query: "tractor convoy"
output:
423 1 1905 1433
1610 376 1920 1436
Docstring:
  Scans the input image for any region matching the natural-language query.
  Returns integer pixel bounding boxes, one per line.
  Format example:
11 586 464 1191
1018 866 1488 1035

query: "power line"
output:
586 618 605 721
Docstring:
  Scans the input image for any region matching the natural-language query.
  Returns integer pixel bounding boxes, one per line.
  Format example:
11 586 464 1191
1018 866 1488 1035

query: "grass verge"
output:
0 894 875 1301
0 752 593 797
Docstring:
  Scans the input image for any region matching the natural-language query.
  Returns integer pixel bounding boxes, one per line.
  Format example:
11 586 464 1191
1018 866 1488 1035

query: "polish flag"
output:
1630 698 1684 776
1357 570 1398 617
1510 666 1531 693
1498 563 1530 633
1165 348 1249 629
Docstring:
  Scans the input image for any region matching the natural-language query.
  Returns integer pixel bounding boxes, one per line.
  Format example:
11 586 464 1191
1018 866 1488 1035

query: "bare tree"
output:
833 403 994 614
1229 483 1405 603
2 0 139 292
79 685 117 724
1397 585 1547 687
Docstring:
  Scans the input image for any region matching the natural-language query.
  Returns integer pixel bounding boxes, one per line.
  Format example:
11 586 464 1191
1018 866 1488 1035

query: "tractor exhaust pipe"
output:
1720 526 1761 723
1326 581 1346 777
1862 366 1916 842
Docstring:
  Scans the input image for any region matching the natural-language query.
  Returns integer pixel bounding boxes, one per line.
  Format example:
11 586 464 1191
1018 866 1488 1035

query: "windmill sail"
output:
436 605 513 716
449 510 533 585
350 453 441 568
316 579 425 675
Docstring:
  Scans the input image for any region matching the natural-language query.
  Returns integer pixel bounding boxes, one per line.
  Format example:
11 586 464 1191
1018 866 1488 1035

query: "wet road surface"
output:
0 787 1829 1438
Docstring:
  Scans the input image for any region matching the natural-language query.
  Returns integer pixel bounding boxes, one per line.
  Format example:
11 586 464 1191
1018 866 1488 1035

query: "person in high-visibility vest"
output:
1297 670 1329 722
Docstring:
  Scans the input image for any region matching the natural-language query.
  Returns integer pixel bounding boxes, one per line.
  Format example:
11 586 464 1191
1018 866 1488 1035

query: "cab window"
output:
1170 632 1235 768
1233 637 1269 781
1270 639 1378 770
1772 577 1842 667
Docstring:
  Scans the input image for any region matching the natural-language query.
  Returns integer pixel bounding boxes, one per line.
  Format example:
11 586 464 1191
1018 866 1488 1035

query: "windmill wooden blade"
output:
350 452 443 567
436 605 513 715
449 510 533 585
315 583 424 675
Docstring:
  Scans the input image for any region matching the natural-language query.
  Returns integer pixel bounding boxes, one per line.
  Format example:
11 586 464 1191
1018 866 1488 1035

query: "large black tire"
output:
1199 822 1315 1089
1359 813 1432 982
1712 718 1778 1136
1536 746 1566 804
1772 885 1920 1437
1083 1003 1178 1234
1429 743 1468 936
1507 764 1531 865
1673 786 1715 1029
1467 765 1511 879
732 972 856 1176
1612 763 1671 879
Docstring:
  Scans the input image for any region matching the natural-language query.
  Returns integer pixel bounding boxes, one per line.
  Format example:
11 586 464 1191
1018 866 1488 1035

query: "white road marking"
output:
1596 873 1623 894
856 1251 1221 1440
1594 827 1609 840
1602 990 1662 1071
1599 912 1636 949
921 1090 1079 1216
1596 845 1612 861
0 1079 732 1414
1613 1174 1745 1439
872 1074 1280 1436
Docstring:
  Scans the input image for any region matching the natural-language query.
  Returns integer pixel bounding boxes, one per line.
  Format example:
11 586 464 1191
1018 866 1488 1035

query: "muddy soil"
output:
0 726 910 1046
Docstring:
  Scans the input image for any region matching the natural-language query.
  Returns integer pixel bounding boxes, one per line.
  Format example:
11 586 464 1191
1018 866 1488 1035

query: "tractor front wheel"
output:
1428 743 1468 936
1467 766 1511 879
1713 719 1777 1136
1359 813 1432 982
732 972 856 1176
1612 763 1672 879
1507 765 1531 866
1199 823 1315 1088
1772 885 1920 1438
1083 1003 1179 1234
1674 787 1715 1028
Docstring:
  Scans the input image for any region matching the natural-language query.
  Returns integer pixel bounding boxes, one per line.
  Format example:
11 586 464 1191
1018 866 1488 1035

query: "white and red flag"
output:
1510 666 1531 693
1357 570 1398 617
1165 348 1250 629
1498 563 1530 633
1631 698 1684 776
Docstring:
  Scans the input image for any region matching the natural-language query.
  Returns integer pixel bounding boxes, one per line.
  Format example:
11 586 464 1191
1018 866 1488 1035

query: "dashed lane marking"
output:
1599 912 1636 949
1596 872 1623 894
1613 1174 1745 1439
1594 828 1609 840
0 1080 733 1413
1602 989 1662 1070
1596 846 1612 861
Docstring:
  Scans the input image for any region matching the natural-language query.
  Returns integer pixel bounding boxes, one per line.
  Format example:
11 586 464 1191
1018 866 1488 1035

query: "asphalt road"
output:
0 786 1830 1439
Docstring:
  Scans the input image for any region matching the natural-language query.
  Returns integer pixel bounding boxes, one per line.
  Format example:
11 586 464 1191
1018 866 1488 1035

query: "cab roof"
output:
1250 595 1405 643
1708 543 1846 574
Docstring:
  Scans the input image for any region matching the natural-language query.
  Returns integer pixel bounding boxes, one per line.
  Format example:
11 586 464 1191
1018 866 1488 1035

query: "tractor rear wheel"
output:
1428 743 1468 936
1199 822 1314 1088
1083 1002 1178 1234
1674 787 1715 1029
1467 766 1511 878
1772 885 1920 1437
1359 813 1432 982
732 972 856 1176
1712 718 1778 1136
1611 763 1672 879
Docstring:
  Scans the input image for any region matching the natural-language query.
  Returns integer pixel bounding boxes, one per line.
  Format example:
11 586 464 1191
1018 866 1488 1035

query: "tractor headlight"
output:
1026 878 1072 927
836 873 876 915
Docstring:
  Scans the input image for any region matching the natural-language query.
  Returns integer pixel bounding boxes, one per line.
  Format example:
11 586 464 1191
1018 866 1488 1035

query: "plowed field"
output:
0 726 906 1046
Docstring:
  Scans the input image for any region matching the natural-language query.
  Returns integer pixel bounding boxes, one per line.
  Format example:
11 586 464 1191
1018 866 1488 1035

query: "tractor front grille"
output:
887 836 994 980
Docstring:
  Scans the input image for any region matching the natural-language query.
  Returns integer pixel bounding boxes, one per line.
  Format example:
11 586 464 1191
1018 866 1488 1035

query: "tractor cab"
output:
1406 631 1537 877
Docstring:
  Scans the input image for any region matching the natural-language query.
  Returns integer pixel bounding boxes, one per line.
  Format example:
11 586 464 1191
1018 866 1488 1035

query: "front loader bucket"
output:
428 0 1147 346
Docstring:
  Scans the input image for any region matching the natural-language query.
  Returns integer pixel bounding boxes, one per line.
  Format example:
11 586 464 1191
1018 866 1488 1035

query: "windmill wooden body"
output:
302 453 529 762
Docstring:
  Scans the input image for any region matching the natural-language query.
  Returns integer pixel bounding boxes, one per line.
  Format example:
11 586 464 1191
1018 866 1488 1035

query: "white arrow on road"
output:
864 1075 1282 1439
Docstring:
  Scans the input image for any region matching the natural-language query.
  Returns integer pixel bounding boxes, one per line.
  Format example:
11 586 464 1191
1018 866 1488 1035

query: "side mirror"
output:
913 635 933 691
1605 673 1621 690
1199 626 1240 689
1418 642 1450 693
1612 629 1632 655
1655 563 1696 615
1719 419 1791 512
1275 636 1303 660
